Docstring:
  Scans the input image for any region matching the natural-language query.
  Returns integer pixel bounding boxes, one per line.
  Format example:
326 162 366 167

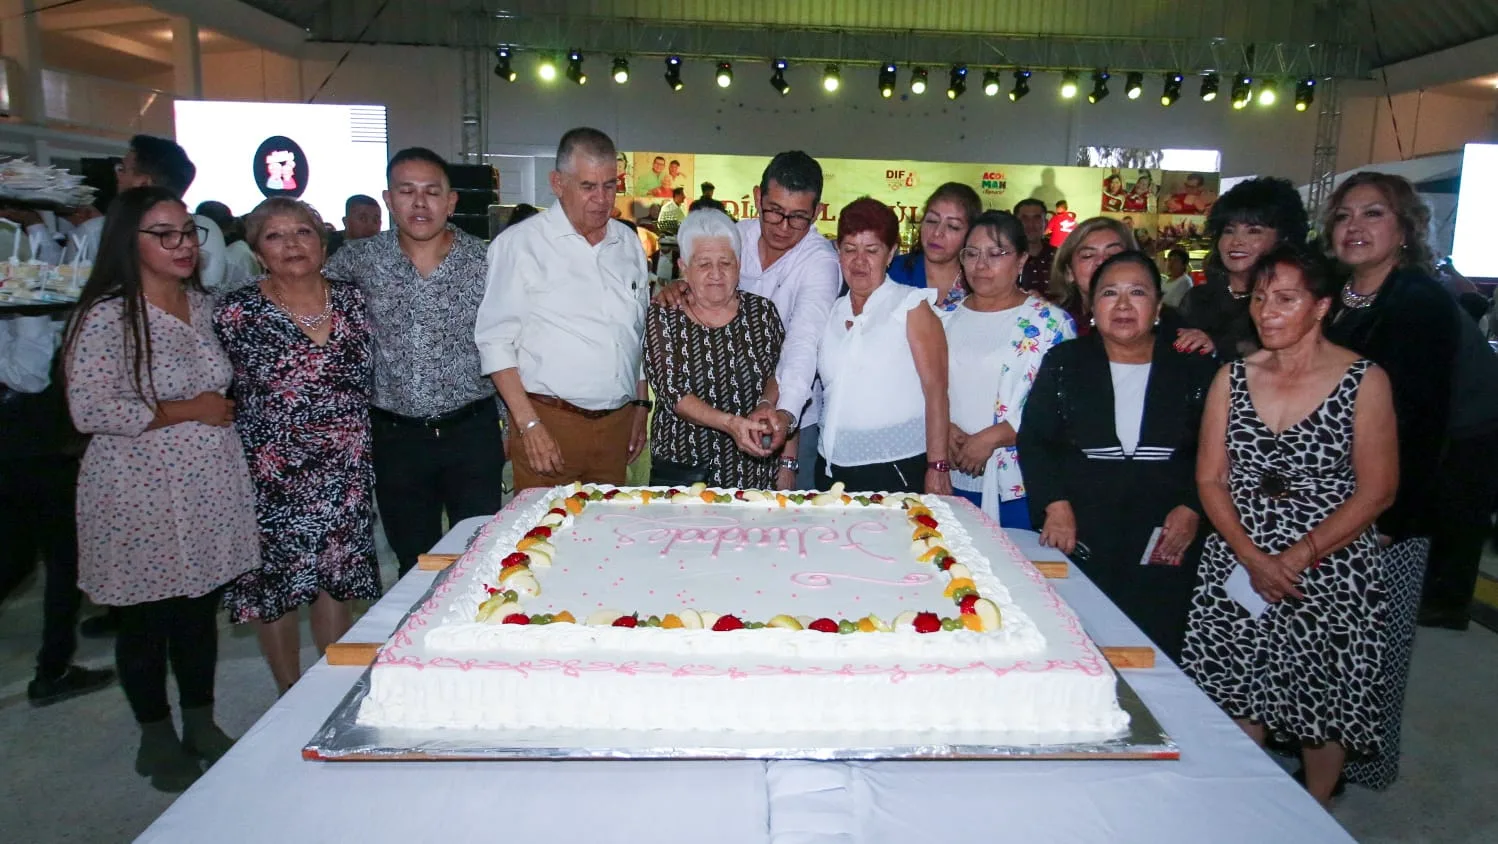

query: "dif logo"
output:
981 171 1008 195
885 169 919 191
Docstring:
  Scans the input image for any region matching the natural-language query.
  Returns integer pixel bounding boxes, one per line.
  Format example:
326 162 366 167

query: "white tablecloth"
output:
138 522 1353 843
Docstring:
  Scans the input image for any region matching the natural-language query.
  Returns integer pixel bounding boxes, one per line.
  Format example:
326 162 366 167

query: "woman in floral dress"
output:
213 197 378 694
943 210 1075 530
65 186 259 792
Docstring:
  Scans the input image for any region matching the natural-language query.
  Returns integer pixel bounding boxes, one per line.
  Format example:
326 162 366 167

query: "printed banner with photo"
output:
614 152 1218 253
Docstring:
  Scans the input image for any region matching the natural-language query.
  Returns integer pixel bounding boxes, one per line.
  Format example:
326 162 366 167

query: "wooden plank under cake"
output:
325 641 1155 670
417 553 460 571
1032 560 1068 578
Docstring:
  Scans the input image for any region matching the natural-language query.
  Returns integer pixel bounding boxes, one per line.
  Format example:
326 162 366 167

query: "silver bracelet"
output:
518 418 542 436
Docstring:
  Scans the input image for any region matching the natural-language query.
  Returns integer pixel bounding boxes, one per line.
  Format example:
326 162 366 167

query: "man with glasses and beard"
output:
656 151 840 491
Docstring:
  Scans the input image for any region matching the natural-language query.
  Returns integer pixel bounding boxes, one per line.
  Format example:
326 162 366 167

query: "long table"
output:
137 517 1355 843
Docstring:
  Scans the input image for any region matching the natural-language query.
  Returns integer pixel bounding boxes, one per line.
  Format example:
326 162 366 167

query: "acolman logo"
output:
981 171 1008 195
885 169 919 191
252 135 310 199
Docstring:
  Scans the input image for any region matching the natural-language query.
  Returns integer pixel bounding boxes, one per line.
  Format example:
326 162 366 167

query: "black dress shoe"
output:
1417 607 1470 631
27 665 116 707
79 611 119 639
1291 764 1347 798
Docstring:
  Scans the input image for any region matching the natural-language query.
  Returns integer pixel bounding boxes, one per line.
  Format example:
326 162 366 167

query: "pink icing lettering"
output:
789 571 934 589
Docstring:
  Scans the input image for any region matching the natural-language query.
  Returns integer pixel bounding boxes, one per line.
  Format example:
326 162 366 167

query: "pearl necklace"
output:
1339 282 1378 310
269 281 333 329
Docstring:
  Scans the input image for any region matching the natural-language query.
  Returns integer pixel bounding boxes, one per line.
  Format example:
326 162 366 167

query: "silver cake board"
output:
302 666 1177 762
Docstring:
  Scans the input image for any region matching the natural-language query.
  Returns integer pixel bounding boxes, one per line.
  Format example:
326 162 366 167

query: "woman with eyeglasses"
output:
1018 251 1216 659
887 182 983 312
213 197 378 696
944 211 1074 529
64 186 259 793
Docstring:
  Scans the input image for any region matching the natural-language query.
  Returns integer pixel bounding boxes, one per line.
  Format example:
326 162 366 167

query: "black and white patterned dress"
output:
643 292 784 488
213 281 380 622
1181 359 1386 755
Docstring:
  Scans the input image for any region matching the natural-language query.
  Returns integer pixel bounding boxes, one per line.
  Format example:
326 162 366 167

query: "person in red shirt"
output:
1045 200 1077 248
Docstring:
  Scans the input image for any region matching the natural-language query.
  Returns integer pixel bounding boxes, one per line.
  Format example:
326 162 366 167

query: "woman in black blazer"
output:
1019 251 1218 659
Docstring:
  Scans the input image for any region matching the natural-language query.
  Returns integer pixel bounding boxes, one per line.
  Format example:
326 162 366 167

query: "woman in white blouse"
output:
817 198 951 494
945 211 1076 528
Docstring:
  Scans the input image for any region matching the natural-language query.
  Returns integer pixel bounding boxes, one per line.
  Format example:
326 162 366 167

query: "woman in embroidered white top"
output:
945 211 1076 528
817 198 951 494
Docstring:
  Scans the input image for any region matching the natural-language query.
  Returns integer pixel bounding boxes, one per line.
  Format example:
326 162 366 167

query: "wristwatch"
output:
928 460 952 473
779 458 800 472
629 398 653 411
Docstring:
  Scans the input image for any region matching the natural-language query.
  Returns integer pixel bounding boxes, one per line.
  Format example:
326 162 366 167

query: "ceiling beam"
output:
65 30 173 65
144 0 309 55
1344 32 1498 95
40 8 168 32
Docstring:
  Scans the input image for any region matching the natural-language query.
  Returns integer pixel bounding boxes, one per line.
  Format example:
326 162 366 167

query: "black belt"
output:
370 398 491 429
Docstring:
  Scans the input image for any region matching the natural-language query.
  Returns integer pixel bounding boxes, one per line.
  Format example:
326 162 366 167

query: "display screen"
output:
1453 143 1498 278
174 100 389 230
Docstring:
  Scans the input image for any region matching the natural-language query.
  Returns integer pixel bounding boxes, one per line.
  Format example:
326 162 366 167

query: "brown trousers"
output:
511 402 634 491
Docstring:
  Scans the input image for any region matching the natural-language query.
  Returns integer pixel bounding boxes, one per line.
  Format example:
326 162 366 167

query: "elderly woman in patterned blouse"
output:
214 197 378 696
643 208 786 488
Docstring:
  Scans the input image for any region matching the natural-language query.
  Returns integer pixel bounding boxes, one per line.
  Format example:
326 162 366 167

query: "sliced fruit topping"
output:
734 490 747 501
711 615 745 631
587 489 604 501
742 489 767 502
912 514 939 529
497 563 530 583
810 492 839 506
911 525 941 541
505 571 542 597
837 619 858 634
892 610 918 632
973 598 1003 631
564 497 585 515
603 489 620 500
828 481 846 496
523 548 554 567
775 493 789 508
475 595 516 623
524 526 553 539
586 608 624 626
946 562 972 580
961 614 983 632
935 556 956 572
660 613 684 629
639 490 655 504
958 593 980 615
699 611 721 629
865 613 892 633
767 614 803 631
612 614 639 628
688 482 708 497
678 609 704 630
699 490 718 503
552 610 576 624
808 618 840 633
912 612 942 634
502 613 530 625
870 493 885 504
943 577 977 599
501 552 529 568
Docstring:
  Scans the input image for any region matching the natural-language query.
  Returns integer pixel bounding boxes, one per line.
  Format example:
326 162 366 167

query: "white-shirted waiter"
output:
475 128 651 490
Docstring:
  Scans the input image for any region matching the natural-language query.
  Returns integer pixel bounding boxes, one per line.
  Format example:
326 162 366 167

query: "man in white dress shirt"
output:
476 128 651 490
657 151 839 491
72 135 228 291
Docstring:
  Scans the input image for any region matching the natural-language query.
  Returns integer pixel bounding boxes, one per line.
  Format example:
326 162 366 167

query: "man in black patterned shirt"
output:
324 147 504 576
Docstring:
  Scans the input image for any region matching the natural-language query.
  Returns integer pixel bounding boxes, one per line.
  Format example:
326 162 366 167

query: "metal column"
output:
1306 76 1343 228
458 46 485 164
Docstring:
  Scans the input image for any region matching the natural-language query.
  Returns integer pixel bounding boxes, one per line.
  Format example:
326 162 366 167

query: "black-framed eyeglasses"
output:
761 208 815 230
958 247 1016 265
139 226 207 249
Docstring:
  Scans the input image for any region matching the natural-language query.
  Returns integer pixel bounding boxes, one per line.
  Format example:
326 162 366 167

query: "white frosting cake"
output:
357 485 1131 740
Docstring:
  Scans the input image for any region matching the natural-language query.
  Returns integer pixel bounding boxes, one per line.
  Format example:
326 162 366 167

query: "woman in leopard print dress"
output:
1181 246 1399 808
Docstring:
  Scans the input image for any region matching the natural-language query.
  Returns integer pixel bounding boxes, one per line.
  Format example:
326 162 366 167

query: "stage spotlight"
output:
1160 72 1182 106
1231 74 1252 109
611 57 629 84
1009 69 1031 102
664 56 683 91
1059 70 1079 99
1294 77 1316 112
566 50 586 85
1088 70 1110 104
823 64 840 92
494 48 516 82
538 53 558 82
770 59 790 96
716 61 733 88
1200 72 1220 102
911 67 928 95
982 69 1001 97
1125 72 1143 100
947 65 968 100
878 62 897 98
1257 78 1278 106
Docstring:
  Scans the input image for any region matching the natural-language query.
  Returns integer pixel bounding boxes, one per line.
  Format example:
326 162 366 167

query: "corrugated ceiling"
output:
235 0 1498 68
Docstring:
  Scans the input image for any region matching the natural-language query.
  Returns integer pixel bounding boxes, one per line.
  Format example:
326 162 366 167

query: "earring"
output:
1088 315 1096 327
